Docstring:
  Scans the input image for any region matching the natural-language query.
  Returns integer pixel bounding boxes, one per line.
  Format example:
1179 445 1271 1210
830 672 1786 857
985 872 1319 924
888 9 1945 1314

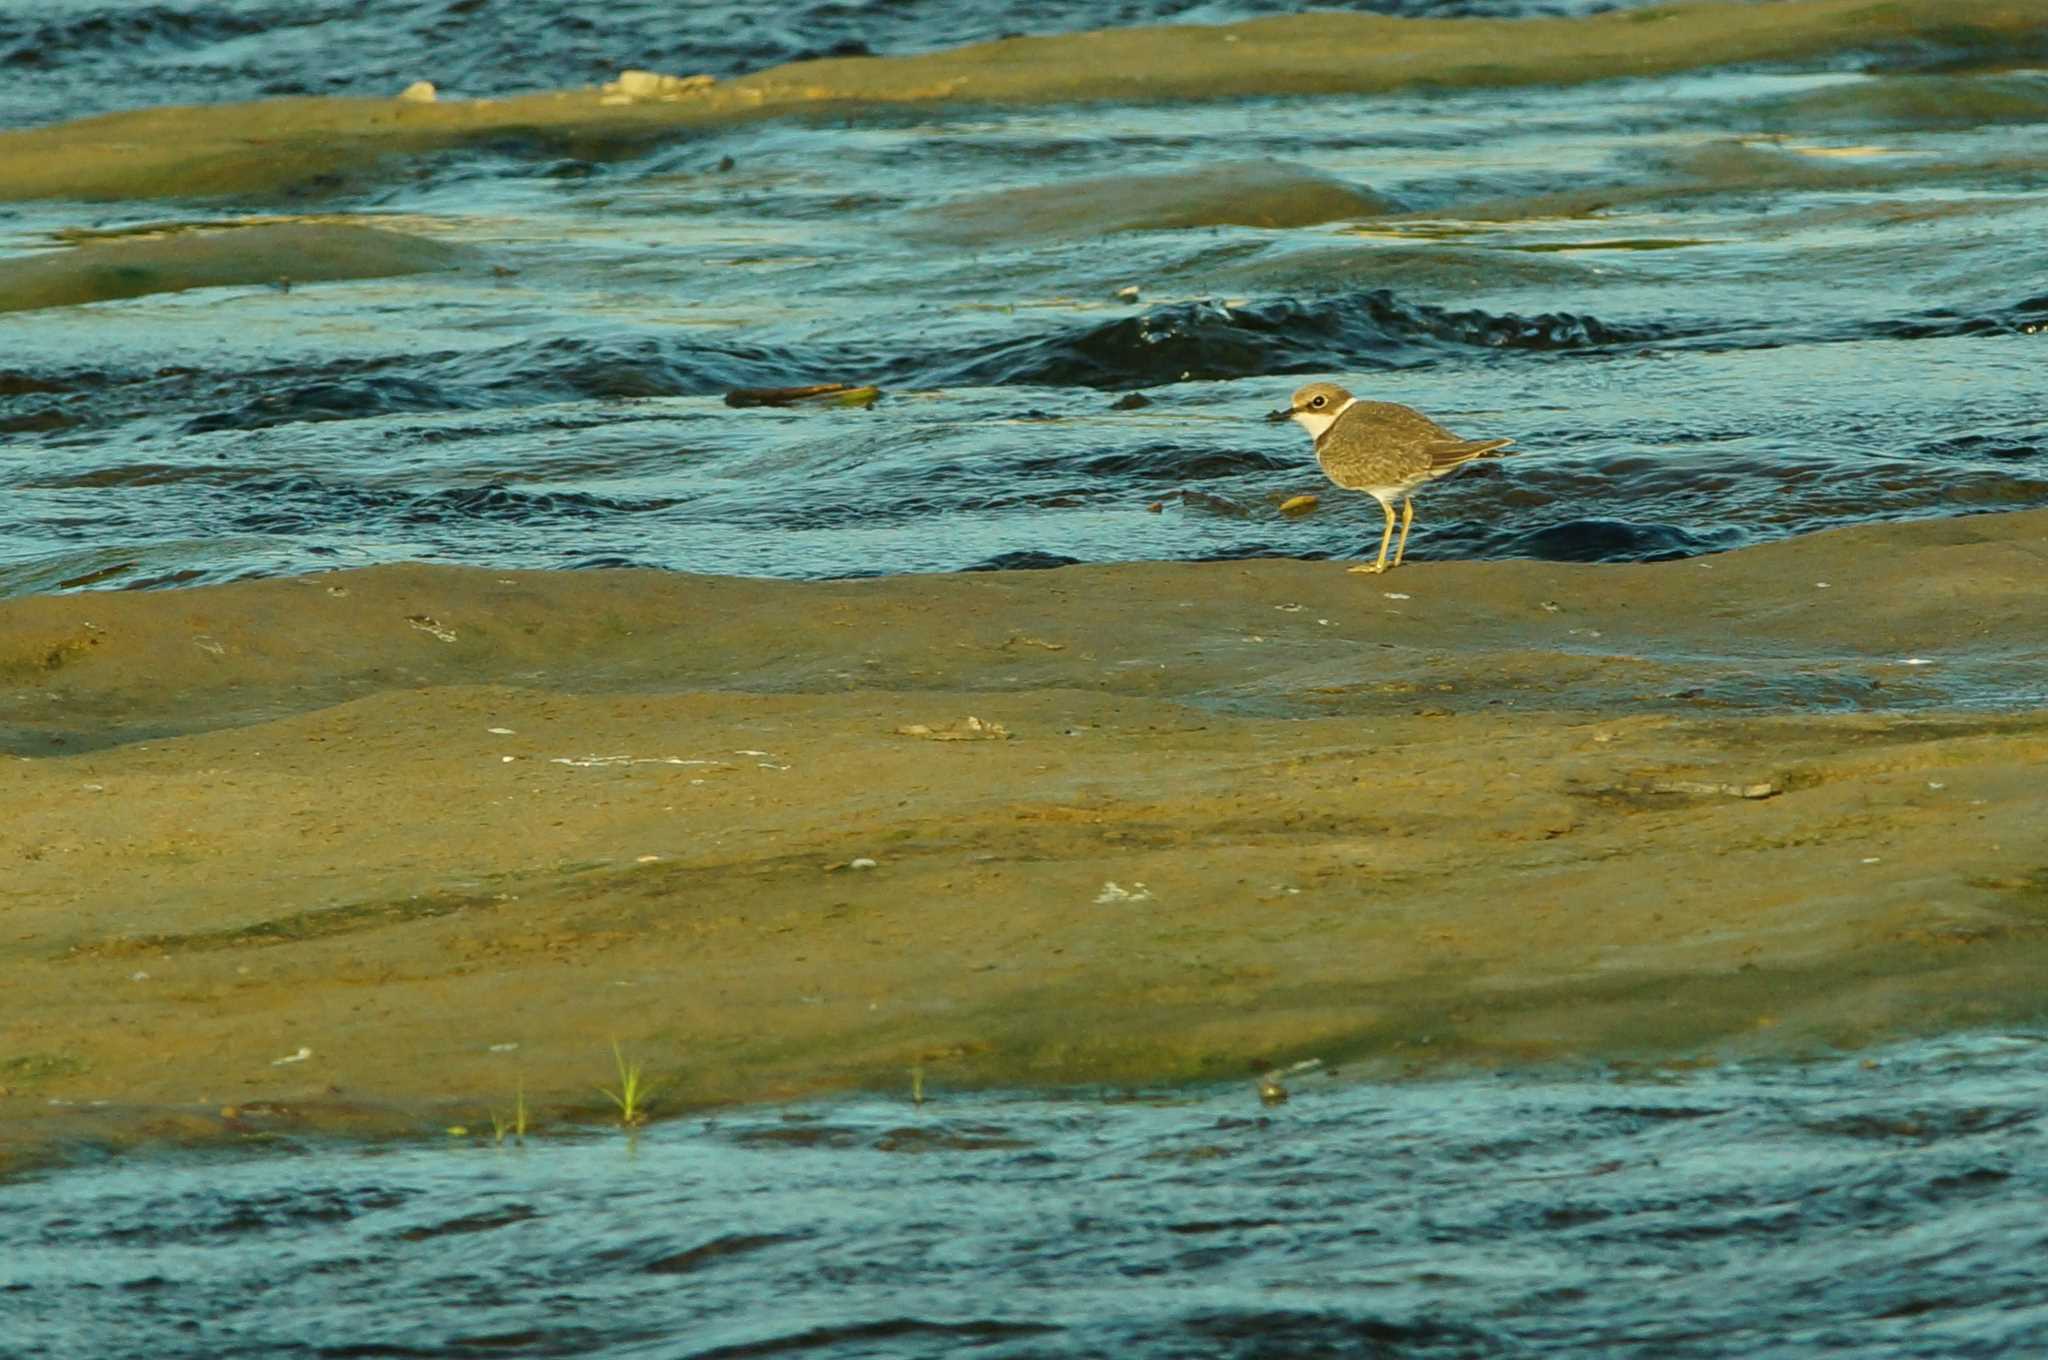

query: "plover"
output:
1269 381 1514 574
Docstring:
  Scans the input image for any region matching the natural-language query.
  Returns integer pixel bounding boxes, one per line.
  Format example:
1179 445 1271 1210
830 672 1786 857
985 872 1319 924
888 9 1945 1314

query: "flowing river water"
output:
4 1032 2046 1358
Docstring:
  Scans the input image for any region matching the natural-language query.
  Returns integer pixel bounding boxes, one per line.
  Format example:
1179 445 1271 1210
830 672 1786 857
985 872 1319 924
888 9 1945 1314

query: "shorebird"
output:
1269 381 1514 574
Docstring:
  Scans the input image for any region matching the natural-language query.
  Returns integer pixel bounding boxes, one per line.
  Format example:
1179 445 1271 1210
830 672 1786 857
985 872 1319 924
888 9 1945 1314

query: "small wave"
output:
1874 291 2048 341
185 374 466 434
1493 518 1732 563
399 484 678 524
933 292 1659 388
219 475 672 536
448 334 901 405
1918 433 2041 464
0 370 78 397
0 5 271 69
463 335 709 402
964 549 1081 572
685 1317 1061 1359
641 1231 805 1276
1 407 72 434
1172 1308 1500 1356
1005 441 1297 483
170 333 896 434
35 462 256 490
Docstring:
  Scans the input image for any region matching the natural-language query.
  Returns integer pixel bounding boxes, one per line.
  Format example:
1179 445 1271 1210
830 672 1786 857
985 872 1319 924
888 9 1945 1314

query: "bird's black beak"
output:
1265 406 1294 423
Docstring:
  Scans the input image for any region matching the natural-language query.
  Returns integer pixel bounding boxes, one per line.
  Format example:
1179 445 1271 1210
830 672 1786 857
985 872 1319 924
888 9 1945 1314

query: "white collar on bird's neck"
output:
1291 395 1355 444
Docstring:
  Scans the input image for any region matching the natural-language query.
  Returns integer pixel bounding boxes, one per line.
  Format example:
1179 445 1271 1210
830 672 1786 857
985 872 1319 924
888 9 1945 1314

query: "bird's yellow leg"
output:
1392 498 1415 567
1348 499 1396 574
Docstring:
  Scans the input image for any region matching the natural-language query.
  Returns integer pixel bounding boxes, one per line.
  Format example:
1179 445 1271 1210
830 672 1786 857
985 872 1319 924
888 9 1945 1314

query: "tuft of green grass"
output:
600 1041 652 1126
490 1078 529 1146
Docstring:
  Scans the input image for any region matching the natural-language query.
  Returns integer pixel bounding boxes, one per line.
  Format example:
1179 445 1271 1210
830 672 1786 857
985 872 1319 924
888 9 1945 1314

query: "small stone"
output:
850 857 878 870
603 69 716 101
896 716 1009 741
397 80 437 103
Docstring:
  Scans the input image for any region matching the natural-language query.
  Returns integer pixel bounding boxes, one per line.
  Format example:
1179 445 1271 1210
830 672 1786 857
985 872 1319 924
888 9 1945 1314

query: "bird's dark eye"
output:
1310 395 1327 408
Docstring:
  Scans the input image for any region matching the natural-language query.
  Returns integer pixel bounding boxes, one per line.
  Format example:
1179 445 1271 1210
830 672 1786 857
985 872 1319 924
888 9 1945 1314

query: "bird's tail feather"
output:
1427 437 1514 471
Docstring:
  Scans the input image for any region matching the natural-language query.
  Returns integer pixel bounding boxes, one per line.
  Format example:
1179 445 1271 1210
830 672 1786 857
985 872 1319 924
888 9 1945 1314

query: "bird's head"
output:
1268 382 1354 438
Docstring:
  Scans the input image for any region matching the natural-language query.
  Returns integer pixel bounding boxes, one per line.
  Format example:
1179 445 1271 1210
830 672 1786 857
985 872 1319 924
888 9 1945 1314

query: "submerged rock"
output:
0 222 470 314
910 160 1398 243
600 69 715 104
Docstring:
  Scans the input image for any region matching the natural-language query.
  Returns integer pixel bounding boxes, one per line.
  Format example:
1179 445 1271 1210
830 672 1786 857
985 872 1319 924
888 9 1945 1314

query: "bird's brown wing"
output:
1424 436 1514 472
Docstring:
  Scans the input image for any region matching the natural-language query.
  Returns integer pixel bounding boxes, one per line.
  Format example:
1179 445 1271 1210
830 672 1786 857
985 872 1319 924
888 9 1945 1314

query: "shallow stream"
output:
5 1032 2045 1358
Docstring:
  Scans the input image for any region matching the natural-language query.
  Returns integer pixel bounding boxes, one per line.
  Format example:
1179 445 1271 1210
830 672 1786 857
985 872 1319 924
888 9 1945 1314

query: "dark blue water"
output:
3 2 2046 595
3 1032 2045 1358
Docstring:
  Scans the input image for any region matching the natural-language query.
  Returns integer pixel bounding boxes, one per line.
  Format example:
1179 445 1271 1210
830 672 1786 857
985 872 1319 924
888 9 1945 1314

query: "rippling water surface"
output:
3 0 2046 594
4 1033 2045 1358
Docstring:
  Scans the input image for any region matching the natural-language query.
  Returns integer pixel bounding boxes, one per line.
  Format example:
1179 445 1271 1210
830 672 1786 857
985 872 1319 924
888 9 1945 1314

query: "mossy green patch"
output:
1 1053 88 1084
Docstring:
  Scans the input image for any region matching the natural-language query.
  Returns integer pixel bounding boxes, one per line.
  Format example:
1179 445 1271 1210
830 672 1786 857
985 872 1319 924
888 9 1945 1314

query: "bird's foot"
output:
1346 563 1388 575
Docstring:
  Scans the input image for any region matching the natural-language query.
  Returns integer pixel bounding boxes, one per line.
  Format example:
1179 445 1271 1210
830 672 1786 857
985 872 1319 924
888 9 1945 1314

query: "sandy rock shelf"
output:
1 508 2045 1169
